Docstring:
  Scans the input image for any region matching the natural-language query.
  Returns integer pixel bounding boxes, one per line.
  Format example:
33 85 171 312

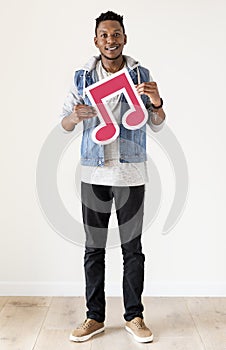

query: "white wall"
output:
0 0 226 296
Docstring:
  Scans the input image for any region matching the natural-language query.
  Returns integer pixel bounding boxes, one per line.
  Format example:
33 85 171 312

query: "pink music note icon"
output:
85 68 148 145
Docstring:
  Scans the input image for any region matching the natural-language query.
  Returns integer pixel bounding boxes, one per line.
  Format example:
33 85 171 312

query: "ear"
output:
94 37 98 48
124 34 127 45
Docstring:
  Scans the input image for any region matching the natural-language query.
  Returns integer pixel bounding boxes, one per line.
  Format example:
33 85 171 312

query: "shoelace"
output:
77 319 94 330
132 319 145 329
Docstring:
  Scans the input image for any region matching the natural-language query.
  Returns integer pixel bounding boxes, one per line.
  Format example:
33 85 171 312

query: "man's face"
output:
94 20 127 60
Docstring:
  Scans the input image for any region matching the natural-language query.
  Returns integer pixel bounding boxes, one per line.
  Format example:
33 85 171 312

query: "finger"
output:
83 106 97 113
74 104 85 110
138 82 157 89
91 107 97 113
78 107 95 113
78 111 96 118
137 86 158 93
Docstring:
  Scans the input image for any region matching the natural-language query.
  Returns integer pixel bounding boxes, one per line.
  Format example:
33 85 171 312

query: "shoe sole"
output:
69 327 105 342
125 326 154 343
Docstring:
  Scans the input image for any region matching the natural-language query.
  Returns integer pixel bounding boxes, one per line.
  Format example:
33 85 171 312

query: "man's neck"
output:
101 55 125 73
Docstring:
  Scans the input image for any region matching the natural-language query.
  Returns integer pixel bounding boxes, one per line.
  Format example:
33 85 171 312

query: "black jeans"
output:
81 182 145 322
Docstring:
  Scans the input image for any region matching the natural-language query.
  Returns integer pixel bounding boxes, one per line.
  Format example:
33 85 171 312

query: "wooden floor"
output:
0 297 226 349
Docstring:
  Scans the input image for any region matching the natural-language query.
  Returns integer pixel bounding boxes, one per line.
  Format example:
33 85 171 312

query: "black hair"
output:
95 11 125 35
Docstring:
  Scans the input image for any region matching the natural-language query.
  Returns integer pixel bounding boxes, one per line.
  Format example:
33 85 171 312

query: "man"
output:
60 11 166 343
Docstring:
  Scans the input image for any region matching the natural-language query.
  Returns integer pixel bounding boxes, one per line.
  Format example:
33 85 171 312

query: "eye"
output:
114 33 120 37
101 33 108 38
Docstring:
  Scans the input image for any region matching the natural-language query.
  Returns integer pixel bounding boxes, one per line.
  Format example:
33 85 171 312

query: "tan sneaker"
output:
69 318 105 342
125 317 153 343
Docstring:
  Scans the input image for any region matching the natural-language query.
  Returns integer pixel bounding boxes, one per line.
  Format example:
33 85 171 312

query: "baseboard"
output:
0 281 226 297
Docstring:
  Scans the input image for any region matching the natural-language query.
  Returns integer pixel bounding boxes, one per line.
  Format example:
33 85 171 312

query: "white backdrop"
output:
0 0 226 296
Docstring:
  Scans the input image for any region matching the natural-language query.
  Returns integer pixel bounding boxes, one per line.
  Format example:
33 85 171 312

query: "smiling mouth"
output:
105 46 119 51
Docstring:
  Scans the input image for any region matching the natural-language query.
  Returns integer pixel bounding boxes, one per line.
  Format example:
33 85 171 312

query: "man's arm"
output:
136 80 166 132
61 105 97 131
59 84 96 132
150 106 166 126
146 98 166 132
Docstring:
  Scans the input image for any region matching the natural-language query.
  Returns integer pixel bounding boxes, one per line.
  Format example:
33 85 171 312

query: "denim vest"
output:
74 64 150 166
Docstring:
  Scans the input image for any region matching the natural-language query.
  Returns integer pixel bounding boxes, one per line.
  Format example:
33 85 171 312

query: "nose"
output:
107 34 116 44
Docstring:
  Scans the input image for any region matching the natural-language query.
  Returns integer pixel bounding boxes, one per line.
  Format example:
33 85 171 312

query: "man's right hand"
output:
69 104 97 125
61 104 97 132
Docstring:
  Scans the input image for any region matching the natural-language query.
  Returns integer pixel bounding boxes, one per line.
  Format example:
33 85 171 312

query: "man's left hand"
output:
136 82 161 106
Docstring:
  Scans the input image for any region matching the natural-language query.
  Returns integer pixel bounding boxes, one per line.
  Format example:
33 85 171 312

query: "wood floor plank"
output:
43 297 85 330
143 297 201 339
0 301 48 350
186 297 226 350
90 326 152 350
91 326 205 350
142 336 205 349
32 297 90 349
105 297 125 327
33 329 91 350
0 297 9 311
211 297 226 313
7 296 52 308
